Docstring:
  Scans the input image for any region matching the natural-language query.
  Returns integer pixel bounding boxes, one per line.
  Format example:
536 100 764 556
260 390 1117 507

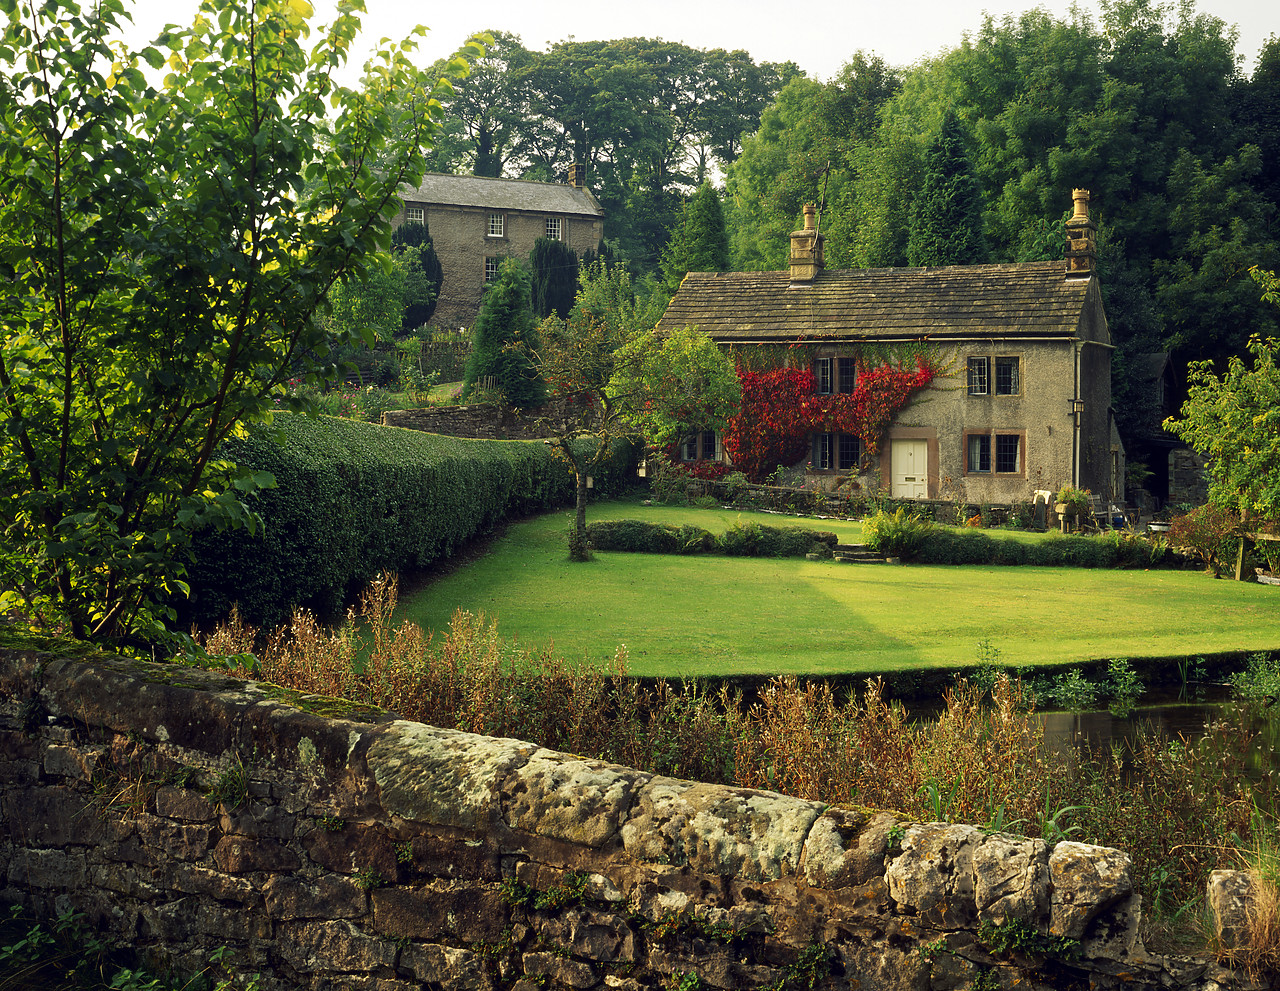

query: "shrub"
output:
719 523 838 558
182 414 636 627
1169 504 1239 575
862 507 934 559
584 520 716 554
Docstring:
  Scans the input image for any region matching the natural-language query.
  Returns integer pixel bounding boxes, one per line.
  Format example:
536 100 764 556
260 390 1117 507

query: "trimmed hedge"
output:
182 414 636 627
914 528 1175 568
584 519 837 558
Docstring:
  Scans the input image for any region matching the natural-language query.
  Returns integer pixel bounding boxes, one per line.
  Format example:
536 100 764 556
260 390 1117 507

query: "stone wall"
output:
0 646 1254 990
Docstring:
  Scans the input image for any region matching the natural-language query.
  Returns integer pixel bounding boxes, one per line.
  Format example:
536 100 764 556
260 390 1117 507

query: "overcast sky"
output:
123 0 1274 81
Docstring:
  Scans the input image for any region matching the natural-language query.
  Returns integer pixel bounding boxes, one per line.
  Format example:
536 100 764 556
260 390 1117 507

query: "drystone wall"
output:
0 645 1256 990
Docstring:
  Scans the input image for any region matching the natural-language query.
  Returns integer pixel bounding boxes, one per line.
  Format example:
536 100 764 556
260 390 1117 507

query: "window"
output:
815 357 832 395
484 257 500 282
967 434 991 473
967 357 989 395
405 206 424 223
966 432 1024 474
811 433 861 471
680 432 719 461
838 434 862 471
995 357 1020 396
812 433 833 470
487 213 504 237
995 434 1021 473
838 357 857 394
545 216 562 240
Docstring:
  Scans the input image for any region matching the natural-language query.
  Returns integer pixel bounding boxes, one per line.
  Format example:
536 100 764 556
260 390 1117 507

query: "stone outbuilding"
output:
393 168 604 329
658 191 1118 504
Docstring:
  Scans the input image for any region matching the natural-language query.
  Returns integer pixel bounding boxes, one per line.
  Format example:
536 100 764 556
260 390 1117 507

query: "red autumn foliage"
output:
723 357 936 482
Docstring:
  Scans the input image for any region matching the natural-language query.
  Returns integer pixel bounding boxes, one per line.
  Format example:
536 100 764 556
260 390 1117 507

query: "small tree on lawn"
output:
1165 266 1280 577
461 258 545 407
530 262 739 560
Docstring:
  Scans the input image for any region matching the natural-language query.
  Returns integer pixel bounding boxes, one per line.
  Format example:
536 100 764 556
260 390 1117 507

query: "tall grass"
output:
202 576 1280 939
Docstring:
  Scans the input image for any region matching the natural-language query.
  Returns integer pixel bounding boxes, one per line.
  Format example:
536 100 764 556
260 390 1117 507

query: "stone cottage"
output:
393 169 604 329
657 191 1118 504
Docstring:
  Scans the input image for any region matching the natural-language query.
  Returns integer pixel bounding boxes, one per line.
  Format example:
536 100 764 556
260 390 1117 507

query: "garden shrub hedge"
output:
914 528 1174 568
584 519 837 558
182 414 636 627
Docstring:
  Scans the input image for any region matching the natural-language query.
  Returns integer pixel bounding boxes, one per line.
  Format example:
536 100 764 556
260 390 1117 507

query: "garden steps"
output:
834 543 883 563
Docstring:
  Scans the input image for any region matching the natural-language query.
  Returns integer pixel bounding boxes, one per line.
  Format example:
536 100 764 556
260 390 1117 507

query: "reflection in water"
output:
1039 700 1280 781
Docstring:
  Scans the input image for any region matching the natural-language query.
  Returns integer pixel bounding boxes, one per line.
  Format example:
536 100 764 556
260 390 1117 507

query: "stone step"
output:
835 552 883 564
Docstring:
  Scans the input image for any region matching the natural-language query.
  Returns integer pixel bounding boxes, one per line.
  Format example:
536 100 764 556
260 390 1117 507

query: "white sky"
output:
121 0 1275 81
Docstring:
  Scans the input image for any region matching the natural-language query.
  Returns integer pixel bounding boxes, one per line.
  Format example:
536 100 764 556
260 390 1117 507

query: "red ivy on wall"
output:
723 357 936 482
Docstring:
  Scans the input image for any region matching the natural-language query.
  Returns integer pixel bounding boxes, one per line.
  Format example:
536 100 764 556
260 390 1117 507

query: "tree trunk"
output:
569 468 592 561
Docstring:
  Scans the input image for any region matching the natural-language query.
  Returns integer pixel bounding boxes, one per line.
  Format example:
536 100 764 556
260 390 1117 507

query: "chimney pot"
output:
789 203 824 284
1064 188 1096 278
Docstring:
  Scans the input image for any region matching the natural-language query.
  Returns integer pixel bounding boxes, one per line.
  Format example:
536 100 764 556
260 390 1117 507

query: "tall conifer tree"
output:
906 109 987 267
461 260 545 406
661 183 731 295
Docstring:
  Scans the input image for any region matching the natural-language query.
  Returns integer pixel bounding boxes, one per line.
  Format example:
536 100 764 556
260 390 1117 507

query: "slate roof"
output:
402 173 603 217
657 261 1093 342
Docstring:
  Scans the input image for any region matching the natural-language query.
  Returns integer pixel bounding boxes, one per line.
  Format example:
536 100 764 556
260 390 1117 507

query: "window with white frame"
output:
405 206 424 223
484 257 500 282
487 213 505 237
965 431 1023 474
680 431 719 461
995 356 1020 395
545 216 562 240
811 432 862 471
815 357 833 394
967 357 989 395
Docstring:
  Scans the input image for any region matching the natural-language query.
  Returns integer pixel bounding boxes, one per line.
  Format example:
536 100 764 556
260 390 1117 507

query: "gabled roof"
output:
657 261 1096 342
402 173 603 217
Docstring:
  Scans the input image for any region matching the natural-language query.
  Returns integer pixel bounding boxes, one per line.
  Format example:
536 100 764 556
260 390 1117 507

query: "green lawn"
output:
397 498 1280 677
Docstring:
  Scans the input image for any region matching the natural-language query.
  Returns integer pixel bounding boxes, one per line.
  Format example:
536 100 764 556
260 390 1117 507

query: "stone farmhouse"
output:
393 168 605 329
657 191 1120 505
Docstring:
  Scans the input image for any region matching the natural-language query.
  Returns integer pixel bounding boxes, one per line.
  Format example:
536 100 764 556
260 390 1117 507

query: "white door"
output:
891 440 927 499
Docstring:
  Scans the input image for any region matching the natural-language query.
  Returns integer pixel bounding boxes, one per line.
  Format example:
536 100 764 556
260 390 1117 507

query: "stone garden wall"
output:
0 645 1254 990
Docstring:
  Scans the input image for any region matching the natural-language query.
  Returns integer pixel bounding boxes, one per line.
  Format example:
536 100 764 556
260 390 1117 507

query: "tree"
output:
461 259 544 407
390 221 443 329
529 237 579 319
1165 268 1280 576
0 0 480 645
530 263 739 559
661 183 730 295
906 109 988 266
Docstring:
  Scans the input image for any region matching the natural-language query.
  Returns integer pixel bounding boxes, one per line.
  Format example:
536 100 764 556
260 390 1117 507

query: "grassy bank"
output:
396 499 1280 676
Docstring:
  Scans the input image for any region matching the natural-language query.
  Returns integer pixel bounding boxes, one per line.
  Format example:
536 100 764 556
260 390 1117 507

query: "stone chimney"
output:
789 203 825 284
1065 188 1096 278
568 163 586 189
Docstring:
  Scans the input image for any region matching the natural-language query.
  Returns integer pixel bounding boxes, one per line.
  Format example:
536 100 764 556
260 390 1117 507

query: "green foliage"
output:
353 867 384 891
1055 485 1092 517
390 221 443 329
0 0 480 645
862 507 934 559
530 237 580 320
462 259 545 407
1167 504 1239 575
181 413 637 627
1166 319 1280 532
906 108 987 266
1229 652 1280 705
583 520 836 558
976 918 1078 960
661 182 731 295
